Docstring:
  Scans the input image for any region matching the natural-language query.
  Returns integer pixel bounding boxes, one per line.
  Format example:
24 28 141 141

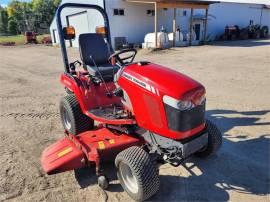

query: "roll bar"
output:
56 3 112 73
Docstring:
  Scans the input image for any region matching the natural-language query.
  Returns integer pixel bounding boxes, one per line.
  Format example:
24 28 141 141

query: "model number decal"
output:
122 72 160 96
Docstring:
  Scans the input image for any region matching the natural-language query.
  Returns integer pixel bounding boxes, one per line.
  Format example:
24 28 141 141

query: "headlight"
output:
177 100 194 110
163 95 194 111
195 94 206 106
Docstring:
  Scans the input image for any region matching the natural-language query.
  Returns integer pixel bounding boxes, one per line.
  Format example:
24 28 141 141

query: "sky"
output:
0 0 31 7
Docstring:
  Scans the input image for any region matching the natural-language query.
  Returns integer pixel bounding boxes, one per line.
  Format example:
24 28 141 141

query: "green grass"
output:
0 34 50 45
0 35 25 45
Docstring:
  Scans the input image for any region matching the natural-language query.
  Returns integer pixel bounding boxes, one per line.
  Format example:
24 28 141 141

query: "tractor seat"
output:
79 33 118 82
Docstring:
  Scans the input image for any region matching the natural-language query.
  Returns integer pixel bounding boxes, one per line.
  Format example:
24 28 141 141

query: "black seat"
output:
79 33 118 81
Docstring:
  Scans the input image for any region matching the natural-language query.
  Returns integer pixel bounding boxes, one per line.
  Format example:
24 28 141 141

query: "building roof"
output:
126 0 270 6
188 0 270 6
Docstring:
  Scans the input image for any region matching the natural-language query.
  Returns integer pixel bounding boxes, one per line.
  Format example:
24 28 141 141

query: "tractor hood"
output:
119 62 204 99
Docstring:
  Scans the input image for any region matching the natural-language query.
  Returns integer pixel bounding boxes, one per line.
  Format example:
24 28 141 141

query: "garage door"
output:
68 11 89 47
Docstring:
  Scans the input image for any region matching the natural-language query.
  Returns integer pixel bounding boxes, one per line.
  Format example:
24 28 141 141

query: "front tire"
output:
60 94 94 135
195 119 222 158
115 146 160 201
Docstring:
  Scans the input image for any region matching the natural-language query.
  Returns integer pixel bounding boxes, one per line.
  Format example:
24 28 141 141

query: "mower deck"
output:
41 128 143 175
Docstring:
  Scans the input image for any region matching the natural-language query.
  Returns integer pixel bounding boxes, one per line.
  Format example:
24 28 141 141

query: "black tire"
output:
65 87 73 94
59 94 94 135
195 119 222 158
261 26 269 38
255 30 261 39
115 146 160 201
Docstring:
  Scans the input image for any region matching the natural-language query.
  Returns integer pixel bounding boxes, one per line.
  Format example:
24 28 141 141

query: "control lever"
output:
89 55 112 98
113 88 124 97
69 60 82 74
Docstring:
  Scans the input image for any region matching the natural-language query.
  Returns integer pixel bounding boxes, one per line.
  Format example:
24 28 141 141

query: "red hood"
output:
122 62 204 99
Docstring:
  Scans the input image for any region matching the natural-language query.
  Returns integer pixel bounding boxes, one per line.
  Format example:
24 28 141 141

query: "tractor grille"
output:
164 102 205 132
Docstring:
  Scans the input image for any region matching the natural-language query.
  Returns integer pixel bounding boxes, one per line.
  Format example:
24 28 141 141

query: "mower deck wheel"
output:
60 94 94 135
98 175 109 190
115 146 160 201
195 119 222 158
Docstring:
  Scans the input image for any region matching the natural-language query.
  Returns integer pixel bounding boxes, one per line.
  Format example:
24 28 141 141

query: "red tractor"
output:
41 3 222 201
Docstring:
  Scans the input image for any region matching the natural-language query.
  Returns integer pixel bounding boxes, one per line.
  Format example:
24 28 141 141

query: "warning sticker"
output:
58 147 73 157
98 141 106 150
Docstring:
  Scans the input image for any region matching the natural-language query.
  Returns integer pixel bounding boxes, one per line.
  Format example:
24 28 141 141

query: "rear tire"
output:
115 146 160 201
255 30 261 39
60 94 94 135
65 87 73 94
261 26 269 38
195 119 222 158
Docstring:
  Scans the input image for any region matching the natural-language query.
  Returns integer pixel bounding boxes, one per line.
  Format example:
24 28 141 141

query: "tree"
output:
0 7 8 33
32 0 60 31
7 6 14 18
8 18 17 34
53 0 61 7
3 0 61 35
7 1 36 33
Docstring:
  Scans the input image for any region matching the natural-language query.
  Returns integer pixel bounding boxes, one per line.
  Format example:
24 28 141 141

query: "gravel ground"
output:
0 39 269 202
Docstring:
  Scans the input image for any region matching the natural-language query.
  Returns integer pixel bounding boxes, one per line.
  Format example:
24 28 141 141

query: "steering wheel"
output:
109 48 137 66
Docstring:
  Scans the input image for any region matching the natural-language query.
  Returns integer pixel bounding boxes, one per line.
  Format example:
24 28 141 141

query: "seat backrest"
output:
79 33 111 66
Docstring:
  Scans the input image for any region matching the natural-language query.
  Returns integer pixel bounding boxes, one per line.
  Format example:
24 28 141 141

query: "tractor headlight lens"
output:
163 95 194 111
177 100 194 111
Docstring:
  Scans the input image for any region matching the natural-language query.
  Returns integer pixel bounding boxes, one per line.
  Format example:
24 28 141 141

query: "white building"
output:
50 0 270 49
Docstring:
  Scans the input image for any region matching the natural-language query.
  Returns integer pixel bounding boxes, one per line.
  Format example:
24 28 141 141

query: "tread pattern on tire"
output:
115 146 160 201
60 94 94 135
196 119 222 157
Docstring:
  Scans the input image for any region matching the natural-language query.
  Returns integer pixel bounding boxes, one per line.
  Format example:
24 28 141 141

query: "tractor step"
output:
89 106 129 120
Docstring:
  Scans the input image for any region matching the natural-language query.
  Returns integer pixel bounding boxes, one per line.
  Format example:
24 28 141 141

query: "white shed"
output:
50 0 270 48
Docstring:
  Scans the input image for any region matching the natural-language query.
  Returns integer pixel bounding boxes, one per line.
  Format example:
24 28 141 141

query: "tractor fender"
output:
60 73 87 112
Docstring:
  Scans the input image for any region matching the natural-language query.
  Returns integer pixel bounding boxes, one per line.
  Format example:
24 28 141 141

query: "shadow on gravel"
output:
152 109 270 201
152 134 270 201
206 109 270 135
74 162 123 192
74 109 270 201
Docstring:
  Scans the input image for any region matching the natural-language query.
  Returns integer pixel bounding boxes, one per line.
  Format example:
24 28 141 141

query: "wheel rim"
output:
119 162 139 194
63 107 71 130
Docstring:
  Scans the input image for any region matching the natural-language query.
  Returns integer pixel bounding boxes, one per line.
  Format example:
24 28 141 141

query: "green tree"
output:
7 0 36 33
53 0 61 7
7 18 17 34
0 7 9 33
32 0 60 31
4 0 60 34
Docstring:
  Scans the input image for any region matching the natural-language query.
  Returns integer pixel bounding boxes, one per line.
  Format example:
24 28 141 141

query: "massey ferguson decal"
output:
122 72 160 96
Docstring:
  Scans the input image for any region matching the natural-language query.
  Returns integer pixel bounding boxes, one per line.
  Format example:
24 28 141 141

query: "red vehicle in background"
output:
24 31 37 44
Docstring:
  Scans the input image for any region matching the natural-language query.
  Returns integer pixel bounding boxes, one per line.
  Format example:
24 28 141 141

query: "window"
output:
147 9 155 16
114 8 125 16
183 10 187 16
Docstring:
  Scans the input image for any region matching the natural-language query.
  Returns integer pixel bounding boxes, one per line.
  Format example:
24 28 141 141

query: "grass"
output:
0 34 50 45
